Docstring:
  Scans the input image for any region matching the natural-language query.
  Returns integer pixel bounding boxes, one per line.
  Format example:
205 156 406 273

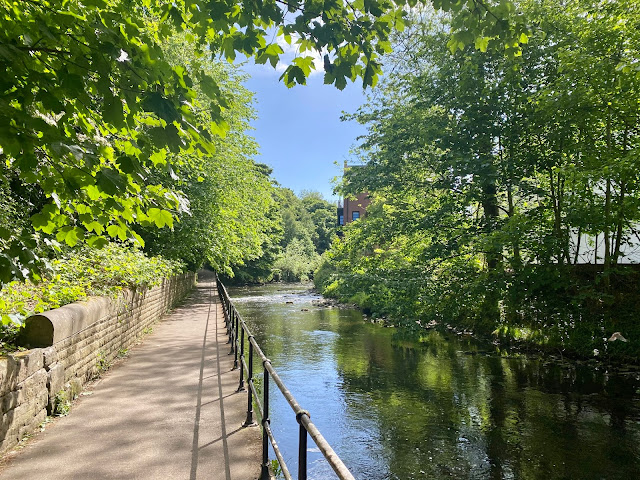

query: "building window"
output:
339 215 344 225
352 211 360 221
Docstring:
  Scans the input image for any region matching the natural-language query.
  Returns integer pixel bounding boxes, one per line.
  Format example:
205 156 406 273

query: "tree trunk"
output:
507 184 522 271
613 126 629 264
573 226 582 265
613 181 626 264
603 105 612 289
482 181 500 271
480 179 501 329
548 168 569 264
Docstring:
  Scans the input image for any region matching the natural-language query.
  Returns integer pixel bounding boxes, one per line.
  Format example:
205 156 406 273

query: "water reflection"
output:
229 284 640 480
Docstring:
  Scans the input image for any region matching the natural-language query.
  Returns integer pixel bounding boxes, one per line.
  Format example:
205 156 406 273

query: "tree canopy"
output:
317 0 640 360
0 0 528 284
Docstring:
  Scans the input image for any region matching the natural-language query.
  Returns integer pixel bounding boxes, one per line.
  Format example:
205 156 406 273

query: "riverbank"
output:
316 287 640 366
222 279 639 366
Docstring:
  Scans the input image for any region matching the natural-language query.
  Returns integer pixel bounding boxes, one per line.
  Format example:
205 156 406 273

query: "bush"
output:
313 255 336 290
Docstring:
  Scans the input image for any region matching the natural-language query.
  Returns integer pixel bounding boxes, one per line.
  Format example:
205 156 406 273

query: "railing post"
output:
232 313 239 369
228 308 235 348
260 360 271 480
237 326 245 392
298 421 308 480
243 339 256 427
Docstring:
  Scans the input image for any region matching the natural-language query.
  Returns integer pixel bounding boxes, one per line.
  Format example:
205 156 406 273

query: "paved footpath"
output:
0 273 261 479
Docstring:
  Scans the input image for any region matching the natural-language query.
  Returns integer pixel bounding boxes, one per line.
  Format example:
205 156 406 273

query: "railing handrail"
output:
215 274 356 480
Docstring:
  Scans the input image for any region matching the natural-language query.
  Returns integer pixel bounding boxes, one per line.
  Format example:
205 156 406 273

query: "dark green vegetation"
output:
316 0 640 361
231 283 640 480
225 190 337 283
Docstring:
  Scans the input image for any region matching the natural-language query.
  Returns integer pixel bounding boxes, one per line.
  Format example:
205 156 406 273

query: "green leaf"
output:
117 156 139 174
199 74 222 100
104 95 125 129
143 92 180 123
149 149 167 167
146 208 174 228
96 168 127 196
83 220 105 234
475 36 490 52
87 235 109 248
56 227 84 247
281 65 306 87
107 224 128 241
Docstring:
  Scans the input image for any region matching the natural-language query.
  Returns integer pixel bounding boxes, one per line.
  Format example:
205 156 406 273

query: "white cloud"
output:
240 29 328 78
276 34 324 76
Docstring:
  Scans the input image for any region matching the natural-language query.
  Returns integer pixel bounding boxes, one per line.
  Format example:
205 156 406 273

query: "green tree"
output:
319 0 640 357
228 189 335 282
0 0 528 284
270 188 320 281
301 191 338 254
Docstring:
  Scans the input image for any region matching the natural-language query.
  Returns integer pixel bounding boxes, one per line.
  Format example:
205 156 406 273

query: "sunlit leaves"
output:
56 227 85 247
255 43 284 68
146 208 174 229
281 65 307 87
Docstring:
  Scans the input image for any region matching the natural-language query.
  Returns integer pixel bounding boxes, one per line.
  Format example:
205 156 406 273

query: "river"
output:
228 283 640 480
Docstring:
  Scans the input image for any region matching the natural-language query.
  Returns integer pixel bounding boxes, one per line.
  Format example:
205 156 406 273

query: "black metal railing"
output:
216 275 355 480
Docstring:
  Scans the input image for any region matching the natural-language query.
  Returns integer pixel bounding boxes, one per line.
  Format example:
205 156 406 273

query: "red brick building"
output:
338 164 371 225
343 191 370 224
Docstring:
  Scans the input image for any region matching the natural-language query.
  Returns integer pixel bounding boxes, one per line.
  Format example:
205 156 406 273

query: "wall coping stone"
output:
20 296 112 348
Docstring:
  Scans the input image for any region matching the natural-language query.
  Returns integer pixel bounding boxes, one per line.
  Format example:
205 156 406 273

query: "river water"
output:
228 283 640 480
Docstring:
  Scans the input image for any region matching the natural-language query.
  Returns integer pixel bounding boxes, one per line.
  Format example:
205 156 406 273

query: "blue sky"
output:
241 59 368 202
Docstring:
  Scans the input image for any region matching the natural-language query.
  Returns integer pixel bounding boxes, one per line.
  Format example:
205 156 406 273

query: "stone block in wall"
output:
46 363 65 413
18 369 47 408
0 350 44 397
18 408 46 443
0 426 19 454
0 359 7 398
0 390 19 414
1 387 48 451
14 393 47 435
42 346 57 369
0 368 47 418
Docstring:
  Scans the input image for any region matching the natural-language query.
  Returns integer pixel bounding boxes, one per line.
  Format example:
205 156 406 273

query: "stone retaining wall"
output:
0 272 196 454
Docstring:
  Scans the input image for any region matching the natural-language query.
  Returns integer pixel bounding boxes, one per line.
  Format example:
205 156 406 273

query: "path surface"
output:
0 274 261 479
